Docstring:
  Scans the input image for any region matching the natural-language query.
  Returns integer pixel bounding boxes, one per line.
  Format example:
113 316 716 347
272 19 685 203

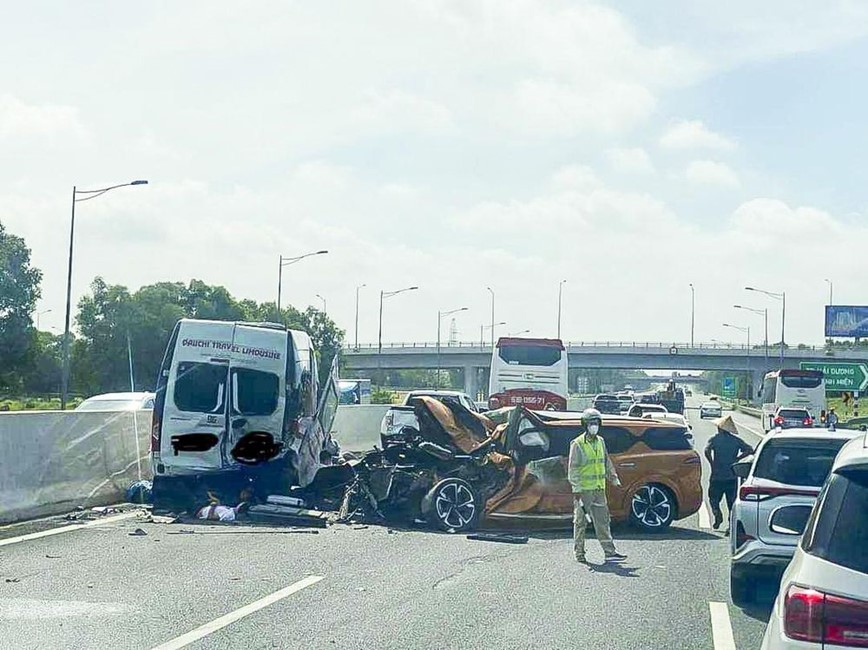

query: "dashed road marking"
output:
698 502 712 529
0 512 140 548
150 575 324 650
709 601 737 650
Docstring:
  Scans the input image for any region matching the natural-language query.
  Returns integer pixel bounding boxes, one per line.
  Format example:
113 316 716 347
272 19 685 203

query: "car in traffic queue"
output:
771 407 815 430
592 393 622 415
75 391 156 411
700 401 723 419
729 427 860 607
627 402 669 418
761 432 868 649
642 412 694 446
616 394 635 414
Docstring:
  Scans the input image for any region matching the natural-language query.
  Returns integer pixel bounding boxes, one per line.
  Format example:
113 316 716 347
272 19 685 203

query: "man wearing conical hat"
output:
704 415 754 530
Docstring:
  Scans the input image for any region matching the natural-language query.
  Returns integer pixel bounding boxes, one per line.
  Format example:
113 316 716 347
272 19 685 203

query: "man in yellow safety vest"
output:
568 408 627 564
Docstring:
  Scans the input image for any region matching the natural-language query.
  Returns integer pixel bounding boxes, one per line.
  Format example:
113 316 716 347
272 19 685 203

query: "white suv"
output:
762 433 868 648
730 427 859 607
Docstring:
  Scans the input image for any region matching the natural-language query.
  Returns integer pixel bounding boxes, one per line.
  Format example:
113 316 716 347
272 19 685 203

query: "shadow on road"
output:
516 523 721 543
586 561 641 578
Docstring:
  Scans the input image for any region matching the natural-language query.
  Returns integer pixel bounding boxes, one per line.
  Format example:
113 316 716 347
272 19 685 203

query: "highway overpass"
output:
343 341 868 397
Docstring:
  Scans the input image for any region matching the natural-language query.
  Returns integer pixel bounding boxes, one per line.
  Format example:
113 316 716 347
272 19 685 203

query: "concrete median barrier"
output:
0 410 151 524
330 405 390 452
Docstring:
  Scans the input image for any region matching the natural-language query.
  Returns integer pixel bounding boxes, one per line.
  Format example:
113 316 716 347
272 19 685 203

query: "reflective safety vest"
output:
575 434 607 491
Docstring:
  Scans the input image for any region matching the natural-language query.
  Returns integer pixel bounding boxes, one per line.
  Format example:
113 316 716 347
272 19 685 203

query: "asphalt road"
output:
0 396 775 650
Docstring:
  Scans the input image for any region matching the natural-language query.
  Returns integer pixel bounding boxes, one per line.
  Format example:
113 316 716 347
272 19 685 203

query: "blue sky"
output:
2 1 867 347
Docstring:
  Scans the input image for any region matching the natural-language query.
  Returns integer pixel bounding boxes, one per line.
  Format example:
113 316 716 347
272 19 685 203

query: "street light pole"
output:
745 286 785 368
36 309 52 330
481 321 506 346
734 304 769 372
377 286 419 385
354 284 365 350
61 180 148 410
825 278 833 305
276 250 328 315
486 286 495 348
689 283 695 347
557 280 566 339
723 323 751 400
315 294 326 314
437 306 468 388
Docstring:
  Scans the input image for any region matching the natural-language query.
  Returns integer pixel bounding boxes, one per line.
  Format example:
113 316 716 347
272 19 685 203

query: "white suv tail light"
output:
784 584 868 646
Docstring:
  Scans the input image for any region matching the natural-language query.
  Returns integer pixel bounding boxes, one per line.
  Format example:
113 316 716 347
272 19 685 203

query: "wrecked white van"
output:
150 319 339 503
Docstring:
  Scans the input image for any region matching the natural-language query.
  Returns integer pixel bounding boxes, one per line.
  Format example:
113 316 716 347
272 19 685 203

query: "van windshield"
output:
174 362 227 413
231 368 280 416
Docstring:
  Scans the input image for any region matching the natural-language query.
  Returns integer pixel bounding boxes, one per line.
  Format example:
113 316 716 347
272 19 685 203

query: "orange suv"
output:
486 408 703 531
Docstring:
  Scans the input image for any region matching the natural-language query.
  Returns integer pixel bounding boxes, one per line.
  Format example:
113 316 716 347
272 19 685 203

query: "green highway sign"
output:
800 361 868 392
722 376 737 397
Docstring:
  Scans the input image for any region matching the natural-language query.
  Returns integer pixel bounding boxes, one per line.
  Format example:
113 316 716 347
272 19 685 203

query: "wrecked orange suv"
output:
486 408 703 531
332 400 702 533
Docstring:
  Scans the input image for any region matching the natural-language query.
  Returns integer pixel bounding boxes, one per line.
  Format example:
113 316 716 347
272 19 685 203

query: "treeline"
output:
0 222 344 399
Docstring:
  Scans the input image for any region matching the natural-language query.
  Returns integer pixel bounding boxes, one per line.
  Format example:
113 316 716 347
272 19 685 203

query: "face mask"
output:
587 423 600 436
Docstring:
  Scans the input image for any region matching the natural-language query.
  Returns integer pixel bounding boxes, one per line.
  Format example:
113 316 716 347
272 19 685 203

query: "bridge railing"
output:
343 341 827 352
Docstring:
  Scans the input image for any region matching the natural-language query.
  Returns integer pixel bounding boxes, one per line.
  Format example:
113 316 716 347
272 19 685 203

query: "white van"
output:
150 319 339 499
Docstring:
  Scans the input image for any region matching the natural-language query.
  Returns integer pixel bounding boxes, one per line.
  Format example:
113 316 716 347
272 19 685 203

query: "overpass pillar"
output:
750 369 765 405
464 365 480 401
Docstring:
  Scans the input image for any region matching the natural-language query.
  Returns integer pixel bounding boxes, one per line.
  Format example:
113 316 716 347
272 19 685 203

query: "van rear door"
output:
159 320 234 473
226 324 287 465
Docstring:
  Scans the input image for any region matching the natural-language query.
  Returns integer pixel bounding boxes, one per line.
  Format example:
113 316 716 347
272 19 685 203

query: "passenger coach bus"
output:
760 368 826 431
488 337 569 411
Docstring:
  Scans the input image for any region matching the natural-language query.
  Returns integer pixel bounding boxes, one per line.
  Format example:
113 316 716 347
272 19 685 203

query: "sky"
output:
3 0 868 347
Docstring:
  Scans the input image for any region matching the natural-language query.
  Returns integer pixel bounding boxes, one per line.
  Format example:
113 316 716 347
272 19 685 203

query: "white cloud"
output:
350 89 454 135
660 120 735 151
683 160 740 188
0 95 87 141
606 147 655 174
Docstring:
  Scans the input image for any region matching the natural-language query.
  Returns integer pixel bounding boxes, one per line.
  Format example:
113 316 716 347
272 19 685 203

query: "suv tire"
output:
421 478 480 533
629 484 676 531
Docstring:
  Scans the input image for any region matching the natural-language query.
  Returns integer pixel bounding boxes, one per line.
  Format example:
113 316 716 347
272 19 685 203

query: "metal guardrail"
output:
343 341 828 352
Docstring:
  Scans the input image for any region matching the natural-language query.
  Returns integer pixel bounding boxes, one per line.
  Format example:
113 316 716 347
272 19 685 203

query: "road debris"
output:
128 528 148 536
466 532 529 544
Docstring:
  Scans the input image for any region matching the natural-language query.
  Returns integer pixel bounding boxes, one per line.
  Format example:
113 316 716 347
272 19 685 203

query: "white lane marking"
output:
0 512 140 548
709 601 737 650
150 576 324 650
698 502 712 529
0 598 132 620
735 420 765 439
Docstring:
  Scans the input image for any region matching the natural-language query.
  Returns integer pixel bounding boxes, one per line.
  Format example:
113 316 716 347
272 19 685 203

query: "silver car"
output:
699 401 722 418
729 427 859 607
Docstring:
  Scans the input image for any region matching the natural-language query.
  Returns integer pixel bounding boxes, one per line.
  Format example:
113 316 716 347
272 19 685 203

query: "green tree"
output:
0 222 42 392
70 278 345 395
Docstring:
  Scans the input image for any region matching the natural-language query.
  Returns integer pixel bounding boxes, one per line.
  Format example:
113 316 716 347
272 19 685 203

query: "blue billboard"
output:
825 305 868 337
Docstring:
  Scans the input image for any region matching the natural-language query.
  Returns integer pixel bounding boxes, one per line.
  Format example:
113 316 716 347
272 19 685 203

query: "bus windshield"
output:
489 338 569 411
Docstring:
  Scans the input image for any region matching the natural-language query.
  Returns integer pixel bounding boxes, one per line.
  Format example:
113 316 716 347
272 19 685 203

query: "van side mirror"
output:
732 456 753 480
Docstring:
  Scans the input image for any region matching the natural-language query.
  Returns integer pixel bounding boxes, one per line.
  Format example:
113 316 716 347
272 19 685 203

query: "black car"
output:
592 394 622 415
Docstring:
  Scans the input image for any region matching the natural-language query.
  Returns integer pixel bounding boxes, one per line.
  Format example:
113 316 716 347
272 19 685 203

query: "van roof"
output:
179 318 287 331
